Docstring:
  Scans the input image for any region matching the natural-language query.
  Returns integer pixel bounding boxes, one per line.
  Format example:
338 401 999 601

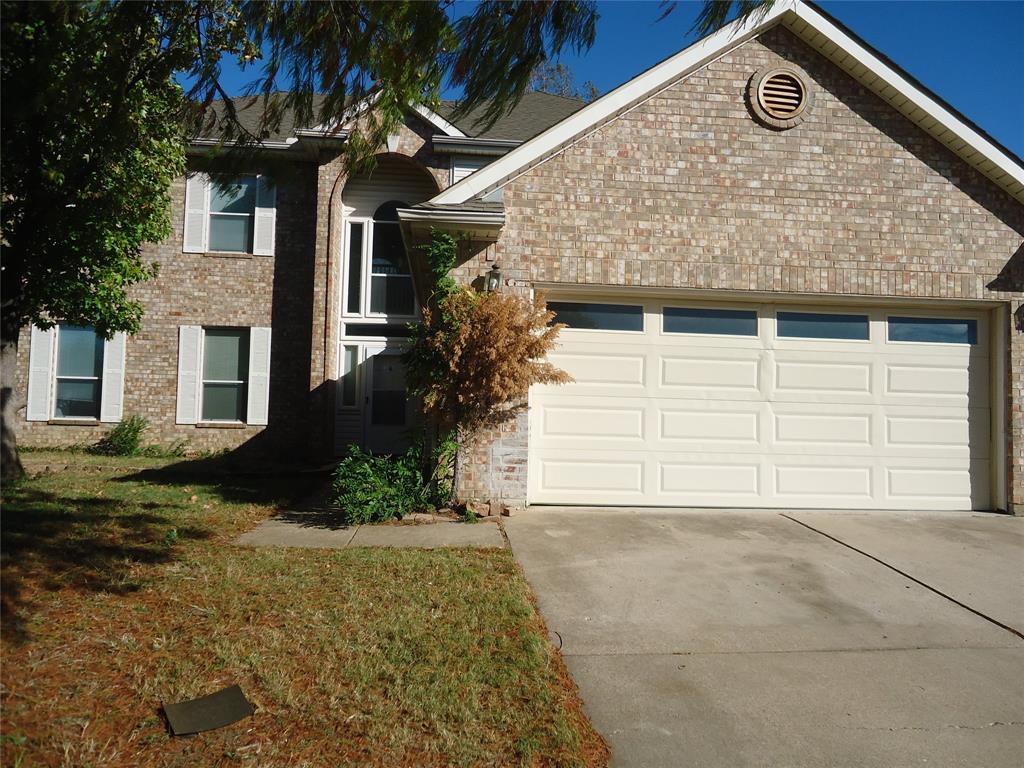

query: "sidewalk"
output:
235 511 506 549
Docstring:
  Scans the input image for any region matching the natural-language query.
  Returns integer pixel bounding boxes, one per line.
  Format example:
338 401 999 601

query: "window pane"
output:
547 302 644 331
664 307 757 336
203 329 249 381
209 214 253 253
888 317 977 345
54 379 100 418
341 345 358 406
371 223 409 274
371 391 406 425
210 177 256 214
202 382 245 421
57 326 103 377
370 276 415 315
777 311 869 340
346 222 363 313
344 324 414 338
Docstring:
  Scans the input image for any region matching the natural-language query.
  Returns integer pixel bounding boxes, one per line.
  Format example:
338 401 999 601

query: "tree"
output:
1 2 191 480
0 0 599 481
529 61 600 102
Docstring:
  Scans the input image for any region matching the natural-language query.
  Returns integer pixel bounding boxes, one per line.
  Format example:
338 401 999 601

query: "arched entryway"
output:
335 155 439 455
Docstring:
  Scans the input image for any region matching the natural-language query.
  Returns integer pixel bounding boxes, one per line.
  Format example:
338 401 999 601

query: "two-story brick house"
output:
16 0 1024 513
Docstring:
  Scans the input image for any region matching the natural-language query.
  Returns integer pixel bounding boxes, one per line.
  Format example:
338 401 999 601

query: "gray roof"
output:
437 91 585 142
410 200 505 215
200 90 583 144
199 93 330 143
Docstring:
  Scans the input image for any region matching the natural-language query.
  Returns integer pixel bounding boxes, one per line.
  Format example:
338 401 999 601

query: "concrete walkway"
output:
505 507 1024 768
235 512 506 549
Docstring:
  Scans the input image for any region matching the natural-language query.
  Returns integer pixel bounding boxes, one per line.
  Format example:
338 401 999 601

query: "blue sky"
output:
208 1 1023 157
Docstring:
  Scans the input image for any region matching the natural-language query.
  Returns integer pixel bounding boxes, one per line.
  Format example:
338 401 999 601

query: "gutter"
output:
396 208 505 227
431 135 521 157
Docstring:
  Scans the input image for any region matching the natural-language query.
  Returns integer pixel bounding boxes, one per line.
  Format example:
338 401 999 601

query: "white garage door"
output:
529 298 992 510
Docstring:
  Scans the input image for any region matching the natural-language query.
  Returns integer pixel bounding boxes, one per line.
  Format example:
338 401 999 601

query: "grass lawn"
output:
1 452 607 767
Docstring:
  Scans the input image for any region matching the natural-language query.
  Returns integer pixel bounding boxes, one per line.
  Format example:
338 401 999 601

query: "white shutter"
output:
99 332 127 423
176 326 203 424
183 173 209 253
252 176 276 256
26 326 56 421
246 327 272 425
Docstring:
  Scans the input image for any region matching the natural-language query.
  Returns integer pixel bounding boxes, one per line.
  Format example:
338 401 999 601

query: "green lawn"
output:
1 452 606 767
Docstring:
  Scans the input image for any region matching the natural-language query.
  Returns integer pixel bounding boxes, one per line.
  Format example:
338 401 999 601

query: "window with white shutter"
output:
178 326 272 425
182 173 276 256
27 324 128 422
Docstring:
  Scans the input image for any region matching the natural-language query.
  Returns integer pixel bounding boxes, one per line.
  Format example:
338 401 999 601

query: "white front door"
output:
529 296 993 511
362 345 414 455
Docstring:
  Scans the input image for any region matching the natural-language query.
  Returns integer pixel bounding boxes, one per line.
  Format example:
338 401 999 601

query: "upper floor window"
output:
183 172 277 256
344 200 417 319
209 177 256 253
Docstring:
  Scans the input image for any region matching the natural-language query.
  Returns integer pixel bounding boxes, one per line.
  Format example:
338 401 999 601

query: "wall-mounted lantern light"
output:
486 262 502 293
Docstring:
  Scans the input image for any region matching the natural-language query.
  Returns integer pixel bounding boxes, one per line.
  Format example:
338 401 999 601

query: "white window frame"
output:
340 216 419 322
51 324 103 421
183 173 276 256
199 327 249 424
207 175 257 255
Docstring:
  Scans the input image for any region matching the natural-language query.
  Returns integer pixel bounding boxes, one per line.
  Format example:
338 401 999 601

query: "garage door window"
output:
548 302 643 331
664 307 757 336
777 311 869 341
888 317 977 345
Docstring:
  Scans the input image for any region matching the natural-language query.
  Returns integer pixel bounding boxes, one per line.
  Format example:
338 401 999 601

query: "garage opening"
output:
529 297 993 511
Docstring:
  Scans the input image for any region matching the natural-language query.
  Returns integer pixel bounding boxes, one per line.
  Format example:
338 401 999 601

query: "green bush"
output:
90 415 148 456
331 446 427 525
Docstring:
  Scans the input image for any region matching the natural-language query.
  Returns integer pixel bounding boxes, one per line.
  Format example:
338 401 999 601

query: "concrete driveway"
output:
504 508 1024 768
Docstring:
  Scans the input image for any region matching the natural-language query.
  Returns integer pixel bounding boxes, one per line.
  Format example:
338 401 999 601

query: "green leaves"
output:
2 1 187 337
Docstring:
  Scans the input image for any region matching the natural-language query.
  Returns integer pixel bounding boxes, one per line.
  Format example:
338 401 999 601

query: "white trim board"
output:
429 0 1024 206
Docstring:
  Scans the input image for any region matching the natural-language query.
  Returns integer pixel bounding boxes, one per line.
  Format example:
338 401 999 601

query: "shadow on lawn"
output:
1 456 326 644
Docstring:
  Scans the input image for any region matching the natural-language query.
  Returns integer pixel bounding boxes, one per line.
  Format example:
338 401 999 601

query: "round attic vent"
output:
758 71 806 118
747 67 812 130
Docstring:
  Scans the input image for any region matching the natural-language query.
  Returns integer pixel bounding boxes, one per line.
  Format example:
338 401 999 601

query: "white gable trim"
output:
411 104 466 137
430 0 1023 205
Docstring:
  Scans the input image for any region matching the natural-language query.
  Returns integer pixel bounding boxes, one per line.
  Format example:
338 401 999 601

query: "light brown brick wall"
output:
14 112 450 459
456 27 1024 509
15 162 320 456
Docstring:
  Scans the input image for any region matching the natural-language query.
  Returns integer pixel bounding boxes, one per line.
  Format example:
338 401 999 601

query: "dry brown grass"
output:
1 452 607 767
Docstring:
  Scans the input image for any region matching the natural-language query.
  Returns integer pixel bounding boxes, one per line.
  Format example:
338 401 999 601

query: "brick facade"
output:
13 27 1023 509
454 27 1024 509
15 162 320 457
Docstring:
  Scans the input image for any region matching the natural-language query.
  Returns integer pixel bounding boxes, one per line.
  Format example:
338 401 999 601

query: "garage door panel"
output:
545 350 646 388
882 458 989 509
772 411 873 448
773 360 873 397
542 404 646 441
530 299 992 511
660 354 760 392
885 409 989 458
884 360 989 408
659 461 762 497
774 464 873 500
660 407 761 445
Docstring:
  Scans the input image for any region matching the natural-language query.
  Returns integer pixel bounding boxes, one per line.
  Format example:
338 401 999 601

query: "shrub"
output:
404 277 571 440
331 446 427 525
90 415 148 456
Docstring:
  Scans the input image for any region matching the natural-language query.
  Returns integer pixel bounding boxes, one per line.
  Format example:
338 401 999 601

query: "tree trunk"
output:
1 317 25 483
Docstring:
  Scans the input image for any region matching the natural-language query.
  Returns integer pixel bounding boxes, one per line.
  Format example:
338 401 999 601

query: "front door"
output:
362 345 413 455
